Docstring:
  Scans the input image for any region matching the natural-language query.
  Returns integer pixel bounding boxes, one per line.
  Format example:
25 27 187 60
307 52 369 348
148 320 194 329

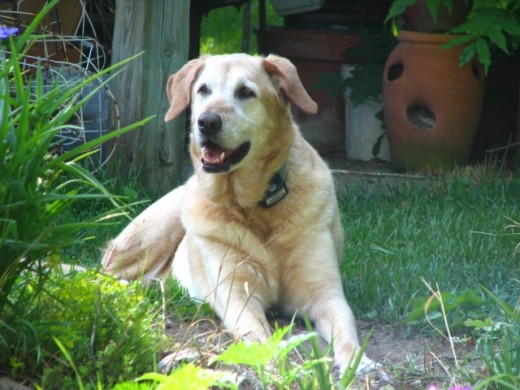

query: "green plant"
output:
0 0 149 314
115 323 370 390
200 0 282 55
314 28 396 157
318 28 397 108
406 288 484 332
385 0 520 73
467 286 520 389
0 270 163 388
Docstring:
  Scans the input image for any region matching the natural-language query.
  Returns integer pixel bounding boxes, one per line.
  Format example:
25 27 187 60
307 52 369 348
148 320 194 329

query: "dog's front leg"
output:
283 232 374 373
102 186 186 280
212 259 274 343
181 239 274 343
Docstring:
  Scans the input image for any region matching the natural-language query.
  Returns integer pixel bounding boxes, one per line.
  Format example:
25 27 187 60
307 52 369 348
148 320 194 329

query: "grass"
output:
3 163 520 388
337 168 520 332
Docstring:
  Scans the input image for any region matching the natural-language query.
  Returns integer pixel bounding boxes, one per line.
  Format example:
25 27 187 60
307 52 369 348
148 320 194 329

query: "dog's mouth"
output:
200 141 251 173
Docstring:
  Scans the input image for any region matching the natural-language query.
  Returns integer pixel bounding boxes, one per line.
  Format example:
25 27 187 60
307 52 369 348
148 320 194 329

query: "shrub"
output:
0 0 147 313
1 271 163 388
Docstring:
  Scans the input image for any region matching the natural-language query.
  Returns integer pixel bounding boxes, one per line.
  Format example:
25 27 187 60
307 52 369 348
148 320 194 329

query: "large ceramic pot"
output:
383 31 485 172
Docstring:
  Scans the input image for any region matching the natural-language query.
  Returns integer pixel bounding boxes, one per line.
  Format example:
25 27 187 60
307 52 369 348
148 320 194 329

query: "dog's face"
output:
165 54 318 174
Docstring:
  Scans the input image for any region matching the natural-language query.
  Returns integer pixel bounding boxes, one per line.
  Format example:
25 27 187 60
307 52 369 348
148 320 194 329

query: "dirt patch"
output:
160 315 476 389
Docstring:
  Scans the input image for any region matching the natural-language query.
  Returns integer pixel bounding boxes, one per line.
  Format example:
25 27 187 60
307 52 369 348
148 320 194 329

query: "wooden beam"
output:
110 0 189 193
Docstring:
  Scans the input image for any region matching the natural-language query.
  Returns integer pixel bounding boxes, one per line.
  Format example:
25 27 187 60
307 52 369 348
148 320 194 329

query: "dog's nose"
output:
197 112 222 135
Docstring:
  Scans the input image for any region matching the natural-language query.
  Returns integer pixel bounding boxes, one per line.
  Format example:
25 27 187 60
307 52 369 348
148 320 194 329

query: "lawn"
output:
337 169 520 330
4 162 520 389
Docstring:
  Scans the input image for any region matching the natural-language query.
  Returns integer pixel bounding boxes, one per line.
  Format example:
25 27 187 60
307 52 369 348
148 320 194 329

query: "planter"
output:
383 30 485 172
341 65 390 161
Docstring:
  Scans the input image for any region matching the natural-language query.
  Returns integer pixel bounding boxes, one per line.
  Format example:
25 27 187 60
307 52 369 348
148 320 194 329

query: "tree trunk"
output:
110 0 189 194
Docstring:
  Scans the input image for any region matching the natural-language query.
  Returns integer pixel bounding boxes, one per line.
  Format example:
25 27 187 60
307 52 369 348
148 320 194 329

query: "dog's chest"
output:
230 206 299 250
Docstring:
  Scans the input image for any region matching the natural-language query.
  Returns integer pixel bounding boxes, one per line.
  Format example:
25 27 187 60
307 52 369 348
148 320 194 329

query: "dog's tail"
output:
102 186 186 280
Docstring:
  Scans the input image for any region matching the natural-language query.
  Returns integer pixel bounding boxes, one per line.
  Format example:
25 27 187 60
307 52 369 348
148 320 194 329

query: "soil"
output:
160 313 477 390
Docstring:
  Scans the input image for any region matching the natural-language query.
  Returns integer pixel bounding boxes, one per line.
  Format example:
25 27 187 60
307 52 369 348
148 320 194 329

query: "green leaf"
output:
487 28 509 53
459 44 476 67
464 317 494 330
427 0 443 23
385 0 417 22
475 37 492 74
214 326 291 368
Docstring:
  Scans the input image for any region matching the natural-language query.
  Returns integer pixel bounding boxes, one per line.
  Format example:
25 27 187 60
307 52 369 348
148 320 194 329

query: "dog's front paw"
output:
339 353 381 377
355 355 380 375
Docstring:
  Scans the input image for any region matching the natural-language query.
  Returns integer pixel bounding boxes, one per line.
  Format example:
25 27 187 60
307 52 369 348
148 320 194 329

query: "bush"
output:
1 271 163 388
0 0 147 313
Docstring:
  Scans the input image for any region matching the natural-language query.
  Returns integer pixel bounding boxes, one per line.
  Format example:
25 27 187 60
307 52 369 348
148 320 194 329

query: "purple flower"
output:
450 387 472 390
0 25 18 39
427 385 472 390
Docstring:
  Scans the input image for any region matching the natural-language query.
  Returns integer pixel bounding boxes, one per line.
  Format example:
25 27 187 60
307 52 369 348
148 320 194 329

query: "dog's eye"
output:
236 86 255 100
197 84 211 96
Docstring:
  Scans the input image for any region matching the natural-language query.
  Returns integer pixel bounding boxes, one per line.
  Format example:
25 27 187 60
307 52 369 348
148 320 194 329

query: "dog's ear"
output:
263 54 318 115
164 57 206 122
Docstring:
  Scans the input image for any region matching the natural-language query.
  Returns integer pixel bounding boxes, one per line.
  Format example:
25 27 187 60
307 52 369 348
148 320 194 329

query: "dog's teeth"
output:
220 152 226 161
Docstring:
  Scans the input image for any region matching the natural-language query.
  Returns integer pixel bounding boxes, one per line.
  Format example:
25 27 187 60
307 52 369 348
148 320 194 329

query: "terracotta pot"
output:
383 31 485 172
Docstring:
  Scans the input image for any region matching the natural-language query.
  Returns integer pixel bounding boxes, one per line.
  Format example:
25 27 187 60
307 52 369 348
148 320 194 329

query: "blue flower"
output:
0 25 18 39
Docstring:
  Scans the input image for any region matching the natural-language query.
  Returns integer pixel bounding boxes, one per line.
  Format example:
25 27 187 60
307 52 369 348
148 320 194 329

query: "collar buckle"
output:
258 168 288 208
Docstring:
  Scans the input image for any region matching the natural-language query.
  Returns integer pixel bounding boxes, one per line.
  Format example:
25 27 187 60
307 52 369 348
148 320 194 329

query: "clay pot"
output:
383 30 485 172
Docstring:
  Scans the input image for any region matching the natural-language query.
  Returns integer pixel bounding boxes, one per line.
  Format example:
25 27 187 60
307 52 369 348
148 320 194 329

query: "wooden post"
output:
110 0 189 194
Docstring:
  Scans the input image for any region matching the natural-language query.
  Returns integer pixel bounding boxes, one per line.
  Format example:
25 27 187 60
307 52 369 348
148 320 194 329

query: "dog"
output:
102 53 373 373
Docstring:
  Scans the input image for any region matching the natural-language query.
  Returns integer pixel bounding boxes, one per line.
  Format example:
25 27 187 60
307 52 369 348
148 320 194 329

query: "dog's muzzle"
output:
197 112 250 174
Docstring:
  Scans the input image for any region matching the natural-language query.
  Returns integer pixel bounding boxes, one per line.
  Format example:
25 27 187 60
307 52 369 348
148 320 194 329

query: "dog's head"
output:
164 54 317 174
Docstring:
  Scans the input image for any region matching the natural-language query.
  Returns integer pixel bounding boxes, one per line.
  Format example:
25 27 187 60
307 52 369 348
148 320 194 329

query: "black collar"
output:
258 164 288 208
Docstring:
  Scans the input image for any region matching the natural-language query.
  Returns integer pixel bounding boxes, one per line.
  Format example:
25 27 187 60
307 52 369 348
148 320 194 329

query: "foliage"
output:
0 271 163 388
385 0 520 73
115 324 370 390
0 0 148 313
200 0 282 55
467 286 520 389
446 1 520 74
314 28 397 108
402 280 520 389
406 289 484 331
145 277 214 321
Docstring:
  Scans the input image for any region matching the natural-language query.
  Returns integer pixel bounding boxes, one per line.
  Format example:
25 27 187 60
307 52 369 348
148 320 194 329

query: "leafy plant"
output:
115 323 371 390
0 271 163 388
446 1 520 74
406 288 484 332
385 0 520 73
0 0 149 314
467 286 520 389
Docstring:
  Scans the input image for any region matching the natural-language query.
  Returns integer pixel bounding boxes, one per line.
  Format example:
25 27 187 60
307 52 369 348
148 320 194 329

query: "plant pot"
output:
383 30 485 172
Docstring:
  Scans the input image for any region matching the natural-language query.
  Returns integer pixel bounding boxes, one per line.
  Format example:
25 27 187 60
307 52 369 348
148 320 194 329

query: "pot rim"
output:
397 30 464 44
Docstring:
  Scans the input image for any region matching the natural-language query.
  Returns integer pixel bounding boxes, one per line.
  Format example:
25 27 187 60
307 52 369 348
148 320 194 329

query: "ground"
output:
160 314 476 389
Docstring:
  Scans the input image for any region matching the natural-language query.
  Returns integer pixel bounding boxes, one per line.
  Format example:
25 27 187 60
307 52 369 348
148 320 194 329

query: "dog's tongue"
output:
202 142 228 165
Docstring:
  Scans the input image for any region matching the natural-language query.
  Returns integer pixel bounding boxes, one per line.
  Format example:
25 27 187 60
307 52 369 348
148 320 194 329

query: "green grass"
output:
4 157 520 388
337 168 520 331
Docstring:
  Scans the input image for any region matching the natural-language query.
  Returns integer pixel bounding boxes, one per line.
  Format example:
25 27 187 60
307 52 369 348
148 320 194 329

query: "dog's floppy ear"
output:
263 54 318 115
164 57 206 122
